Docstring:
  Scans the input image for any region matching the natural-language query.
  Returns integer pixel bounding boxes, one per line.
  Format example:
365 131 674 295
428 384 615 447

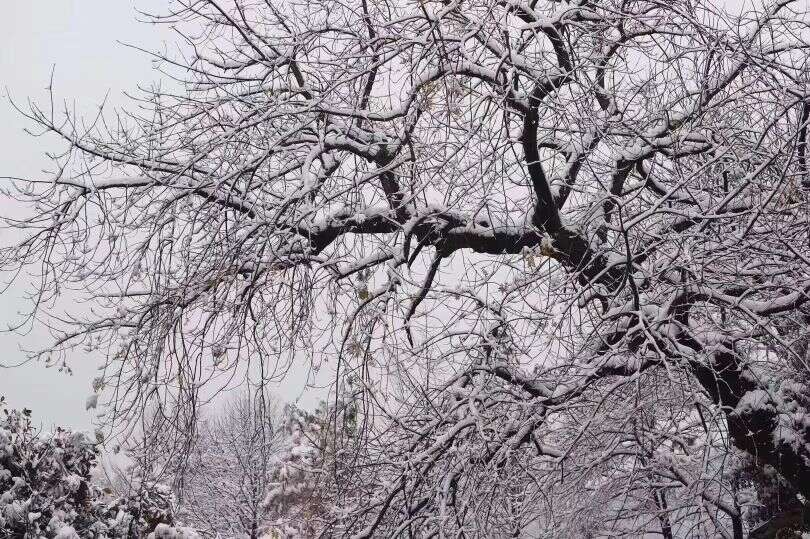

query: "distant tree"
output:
258 399 344 538
168 394 330 538
174 395 282 538
111 392 329 538
3 0 810 536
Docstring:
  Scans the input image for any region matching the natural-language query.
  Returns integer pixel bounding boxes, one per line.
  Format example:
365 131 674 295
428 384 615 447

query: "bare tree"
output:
115 393 330 538
3 0 810 536
168 395 282 538
176 395 280 538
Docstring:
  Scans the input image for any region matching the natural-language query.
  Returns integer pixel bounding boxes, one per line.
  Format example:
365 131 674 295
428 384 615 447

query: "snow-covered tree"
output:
259 399 353 538
175 395 298 538
170 395 340 538
172 395 282 538
113 393 329 538
3 0 810 536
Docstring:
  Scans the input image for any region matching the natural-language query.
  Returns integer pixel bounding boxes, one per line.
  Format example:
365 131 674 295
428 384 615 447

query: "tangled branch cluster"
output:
3 0 810 536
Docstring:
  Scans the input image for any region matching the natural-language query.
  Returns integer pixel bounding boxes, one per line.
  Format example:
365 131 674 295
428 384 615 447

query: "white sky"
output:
1 0 168 430
1 1 327 433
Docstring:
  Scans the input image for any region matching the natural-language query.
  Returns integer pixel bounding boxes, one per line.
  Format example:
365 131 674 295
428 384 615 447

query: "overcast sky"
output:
1 1 168 430
1 1 332 433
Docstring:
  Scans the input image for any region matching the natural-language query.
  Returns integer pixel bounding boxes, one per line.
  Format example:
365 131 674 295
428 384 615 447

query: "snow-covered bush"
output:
0 401 104 537
0 400 197 537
